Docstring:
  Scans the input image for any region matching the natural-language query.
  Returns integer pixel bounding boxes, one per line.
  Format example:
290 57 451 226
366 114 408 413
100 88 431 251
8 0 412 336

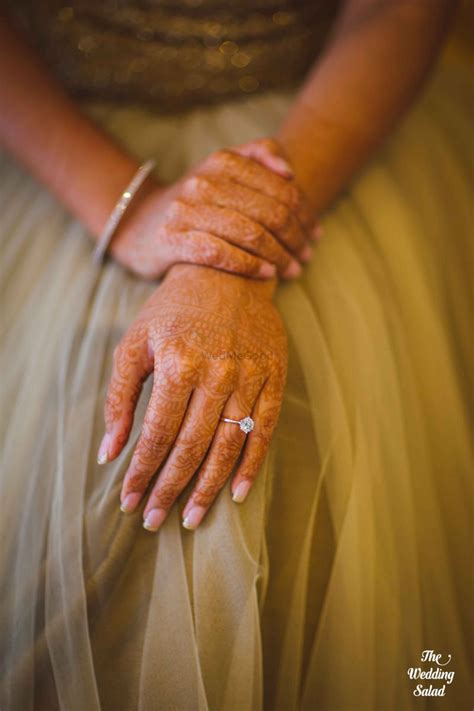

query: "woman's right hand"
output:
109 138 320 281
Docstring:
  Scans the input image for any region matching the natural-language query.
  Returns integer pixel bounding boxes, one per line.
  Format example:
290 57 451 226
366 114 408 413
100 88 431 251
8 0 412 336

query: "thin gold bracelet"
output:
92 159 157 265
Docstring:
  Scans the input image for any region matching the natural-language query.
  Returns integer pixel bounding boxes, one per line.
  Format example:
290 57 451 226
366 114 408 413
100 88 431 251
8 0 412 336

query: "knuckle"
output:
139 425 168 456
124 473 148 495
159 342 202 384
211 148 234 168
180 440 209 469
164 354 198 384
270 203 289 231
285 183 300 210
176 351 199 372
238 252 259 274
268 357 287 386
201 236 223 264
201 444 237 477
179 231 201 258
105 381 122 412
214 356 239 383
245 440 270 475
104 392 118 426
112 341 128 367
240 456 263 482
165 198 187 224
241 358 261 383
260 409 278 436
227 436 245 463
192 478 222 507
151 478 181 509
150 490 174 511
245 226 266 252
184 174 211 197
113 428 130 454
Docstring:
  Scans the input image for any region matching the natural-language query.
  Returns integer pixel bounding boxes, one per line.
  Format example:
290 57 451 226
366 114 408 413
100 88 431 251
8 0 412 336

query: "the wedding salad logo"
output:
407 650 455 697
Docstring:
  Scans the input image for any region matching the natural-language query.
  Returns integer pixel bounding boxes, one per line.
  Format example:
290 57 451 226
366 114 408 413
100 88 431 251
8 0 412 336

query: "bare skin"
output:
108 139 317 280
0 17 316 277
0 0 457 531
98 264 286 530
104 0 456 531
276 0 458 209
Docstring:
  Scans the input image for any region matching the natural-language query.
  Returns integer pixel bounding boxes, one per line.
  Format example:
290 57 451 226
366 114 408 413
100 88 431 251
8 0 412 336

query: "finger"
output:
166 200 297 276
181 371 264 530
299 243 314 264
163 228 276 279
230 376 285 504
312 223 325 241
197 149 314 230
233 138 294 179
119 350 198 513
141 381 232 532
98 326 153 465
181 175 307 258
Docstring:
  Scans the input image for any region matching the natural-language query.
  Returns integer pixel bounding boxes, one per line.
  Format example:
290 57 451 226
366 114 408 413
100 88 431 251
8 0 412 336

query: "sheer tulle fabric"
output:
1 56 472 710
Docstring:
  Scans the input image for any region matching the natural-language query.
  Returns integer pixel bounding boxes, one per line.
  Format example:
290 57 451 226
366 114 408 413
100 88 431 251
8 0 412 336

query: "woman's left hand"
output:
109 137 320 280
97 263 288 531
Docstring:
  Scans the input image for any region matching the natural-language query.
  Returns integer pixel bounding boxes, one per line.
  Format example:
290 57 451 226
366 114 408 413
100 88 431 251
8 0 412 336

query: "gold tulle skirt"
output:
0 52 472 710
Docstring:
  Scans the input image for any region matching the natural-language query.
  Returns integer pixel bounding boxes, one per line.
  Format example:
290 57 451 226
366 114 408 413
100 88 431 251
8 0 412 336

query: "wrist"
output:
103 178 165 273
95 165 161 264
83 153 159 241
165 263 278 300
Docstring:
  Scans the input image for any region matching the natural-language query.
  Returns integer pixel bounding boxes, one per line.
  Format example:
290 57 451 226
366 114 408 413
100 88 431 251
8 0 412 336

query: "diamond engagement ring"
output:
220 416 255 434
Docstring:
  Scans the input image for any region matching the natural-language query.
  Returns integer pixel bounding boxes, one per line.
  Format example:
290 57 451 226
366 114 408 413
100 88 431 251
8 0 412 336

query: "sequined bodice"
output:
9 1 341 112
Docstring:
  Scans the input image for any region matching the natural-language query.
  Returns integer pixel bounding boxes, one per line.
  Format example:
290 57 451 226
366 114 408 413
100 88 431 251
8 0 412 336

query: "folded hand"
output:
110 138 319 280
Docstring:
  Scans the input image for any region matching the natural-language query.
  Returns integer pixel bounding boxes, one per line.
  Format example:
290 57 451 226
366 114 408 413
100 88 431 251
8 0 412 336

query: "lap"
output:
1 56 472 710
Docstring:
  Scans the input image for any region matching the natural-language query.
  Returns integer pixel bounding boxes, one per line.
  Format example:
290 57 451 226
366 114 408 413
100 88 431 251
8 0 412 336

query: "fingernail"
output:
232 480 252 503
120 492 142 514
273 157 294 178
283 260 302 279
313 224 324 240
259 262 276 278
182 505 206 530
299 245 313 263
143 508 167 532
97 433 111 465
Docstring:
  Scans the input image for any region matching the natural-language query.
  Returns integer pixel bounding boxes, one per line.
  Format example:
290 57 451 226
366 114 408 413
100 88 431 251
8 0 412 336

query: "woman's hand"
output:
109 138 320 281
97 263 288 531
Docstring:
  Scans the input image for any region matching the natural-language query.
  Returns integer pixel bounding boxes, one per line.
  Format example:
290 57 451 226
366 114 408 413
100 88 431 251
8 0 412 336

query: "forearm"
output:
277 0 458 212
0 14 159 238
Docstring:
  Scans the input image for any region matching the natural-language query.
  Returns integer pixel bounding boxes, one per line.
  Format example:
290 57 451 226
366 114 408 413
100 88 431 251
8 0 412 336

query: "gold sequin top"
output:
8 1 341 112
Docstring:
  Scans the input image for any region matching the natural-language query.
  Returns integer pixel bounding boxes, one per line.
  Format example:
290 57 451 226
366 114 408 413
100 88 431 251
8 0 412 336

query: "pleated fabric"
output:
0 53 472 710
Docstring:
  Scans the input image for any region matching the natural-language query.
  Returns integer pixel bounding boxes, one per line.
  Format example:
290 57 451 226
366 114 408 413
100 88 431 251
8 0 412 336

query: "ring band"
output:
220 416 255 433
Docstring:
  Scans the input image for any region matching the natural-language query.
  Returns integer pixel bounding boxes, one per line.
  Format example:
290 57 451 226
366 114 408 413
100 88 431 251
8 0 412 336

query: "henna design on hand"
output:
108 138 319 281
99 264 288 532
